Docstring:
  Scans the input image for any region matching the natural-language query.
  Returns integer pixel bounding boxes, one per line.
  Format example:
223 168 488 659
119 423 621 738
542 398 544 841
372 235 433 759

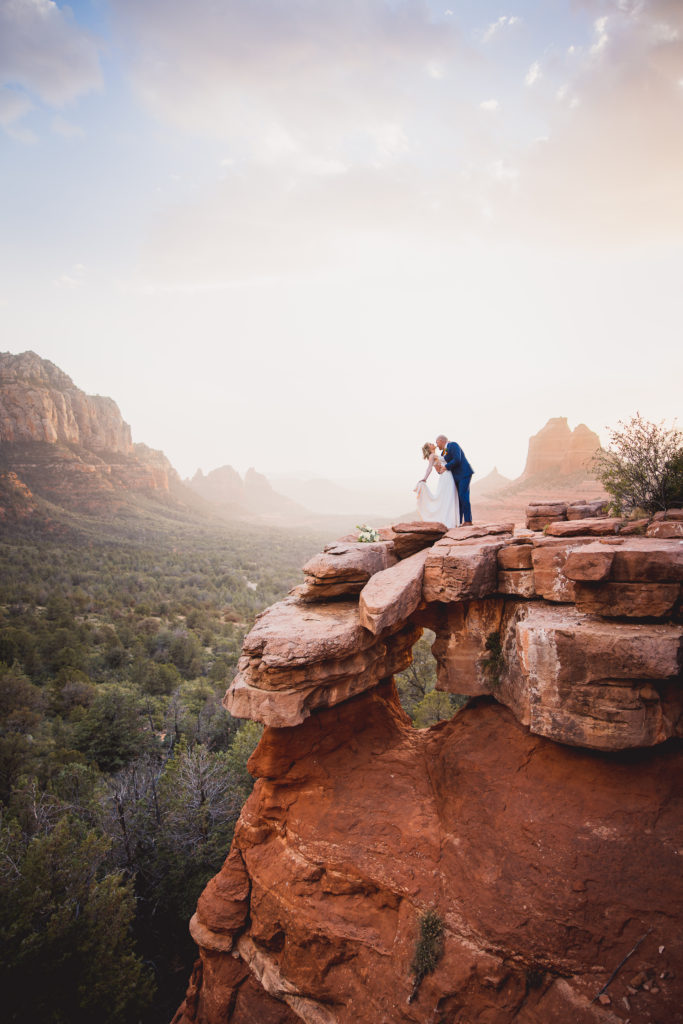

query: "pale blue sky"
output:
1 0 681 484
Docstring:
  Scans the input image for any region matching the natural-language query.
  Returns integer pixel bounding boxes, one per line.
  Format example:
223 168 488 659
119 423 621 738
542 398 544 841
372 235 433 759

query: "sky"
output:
1 0 682 488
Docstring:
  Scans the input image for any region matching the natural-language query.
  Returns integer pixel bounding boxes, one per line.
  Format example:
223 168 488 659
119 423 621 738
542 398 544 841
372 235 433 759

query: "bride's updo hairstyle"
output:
421 442 433 459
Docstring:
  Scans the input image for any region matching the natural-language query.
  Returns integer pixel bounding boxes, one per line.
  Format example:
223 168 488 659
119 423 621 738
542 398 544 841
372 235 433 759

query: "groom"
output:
436 434 474 525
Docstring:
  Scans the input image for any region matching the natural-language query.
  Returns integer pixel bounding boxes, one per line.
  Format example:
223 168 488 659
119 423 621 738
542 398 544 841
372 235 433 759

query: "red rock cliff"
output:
175 511 683 1024
0 350 133 452
0 352 181 511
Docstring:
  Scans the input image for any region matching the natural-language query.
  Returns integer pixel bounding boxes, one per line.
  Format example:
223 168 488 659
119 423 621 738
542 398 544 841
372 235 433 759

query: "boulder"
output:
544 518 625 537
526 502 568 518
423 537 508 603
526 514 557 530
531 537 599 602
497 569 536 598
647 521 683 539
359 547 431 635
573 582 680 619
562 545 615 582
300 541 397 600
497 544 533 570
619 518 650 535
563 537 683 584
438 522 515 543
390 520 447 558
566 499 609 520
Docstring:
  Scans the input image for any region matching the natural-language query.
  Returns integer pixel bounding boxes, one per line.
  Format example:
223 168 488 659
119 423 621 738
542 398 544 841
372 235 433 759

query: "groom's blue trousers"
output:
457 474 473 524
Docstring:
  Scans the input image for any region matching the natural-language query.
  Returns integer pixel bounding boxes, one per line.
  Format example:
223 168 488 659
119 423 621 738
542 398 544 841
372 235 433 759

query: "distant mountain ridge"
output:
0 351 605 531
0 351 305 526
187 466 306 520
474 417 605 523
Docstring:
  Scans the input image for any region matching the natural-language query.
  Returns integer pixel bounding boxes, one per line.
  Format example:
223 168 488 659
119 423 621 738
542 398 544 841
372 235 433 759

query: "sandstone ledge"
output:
224 513 683 749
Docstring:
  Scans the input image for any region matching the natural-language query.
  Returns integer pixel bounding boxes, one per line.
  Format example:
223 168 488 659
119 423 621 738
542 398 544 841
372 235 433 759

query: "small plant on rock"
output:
481 631 504 690
408 909 444 1003
356 524 380 543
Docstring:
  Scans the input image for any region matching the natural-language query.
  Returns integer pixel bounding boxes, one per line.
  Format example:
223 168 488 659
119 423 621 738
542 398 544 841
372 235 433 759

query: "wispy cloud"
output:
525 61 542 86
0 0 102 107
482 14 521 44
510 0 683 240
110 0 461 170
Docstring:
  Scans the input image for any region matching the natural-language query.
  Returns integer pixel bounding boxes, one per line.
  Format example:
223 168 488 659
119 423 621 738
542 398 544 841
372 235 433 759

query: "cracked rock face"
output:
175 686 683 1024
179 513 683 1024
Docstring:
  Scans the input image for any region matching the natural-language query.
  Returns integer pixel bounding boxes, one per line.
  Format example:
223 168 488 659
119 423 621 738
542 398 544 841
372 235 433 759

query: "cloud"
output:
509 0 683 240
125 0 683 285
482 14 521 44
0 0 101 135
590 16 610 53
0 0 102 104
110 0 461 169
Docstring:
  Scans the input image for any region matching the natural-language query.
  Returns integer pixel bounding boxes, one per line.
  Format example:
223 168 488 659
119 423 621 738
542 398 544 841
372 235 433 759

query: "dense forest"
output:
0 513 457 1023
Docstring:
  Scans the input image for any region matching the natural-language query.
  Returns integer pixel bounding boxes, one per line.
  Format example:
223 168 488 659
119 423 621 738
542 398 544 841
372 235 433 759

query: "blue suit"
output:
443 441 474 524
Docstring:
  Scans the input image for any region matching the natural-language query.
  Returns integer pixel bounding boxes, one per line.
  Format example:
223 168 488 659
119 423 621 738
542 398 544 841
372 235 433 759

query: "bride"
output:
415 442 459 529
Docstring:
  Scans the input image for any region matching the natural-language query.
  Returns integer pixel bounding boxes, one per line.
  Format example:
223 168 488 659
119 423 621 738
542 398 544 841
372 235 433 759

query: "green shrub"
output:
592 414 683 514
481 632 504 689
409 909 444 1002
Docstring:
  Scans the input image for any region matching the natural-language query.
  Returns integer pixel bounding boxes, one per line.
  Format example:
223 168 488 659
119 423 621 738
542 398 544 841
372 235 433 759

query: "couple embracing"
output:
415 434 473 530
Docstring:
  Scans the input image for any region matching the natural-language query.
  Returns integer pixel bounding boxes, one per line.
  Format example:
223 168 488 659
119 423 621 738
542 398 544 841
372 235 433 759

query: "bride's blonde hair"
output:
421 442 433 459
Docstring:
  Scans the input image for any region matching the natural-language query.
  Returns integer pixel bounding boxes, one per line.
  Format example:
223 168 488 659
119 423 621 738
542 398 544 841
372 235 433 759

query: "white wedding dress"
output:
415 452 459 528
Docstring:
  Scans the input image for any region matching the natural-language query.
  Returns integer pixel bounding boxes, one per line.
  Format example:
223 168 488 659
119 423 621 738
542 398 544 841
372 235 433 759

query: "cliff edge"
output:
174 507 683 1024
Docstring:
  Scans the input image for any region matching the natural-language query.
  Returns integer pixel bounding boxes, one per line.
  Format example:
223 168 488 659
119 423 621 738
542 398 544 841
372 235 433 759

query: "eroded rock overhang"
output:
224 509 683 752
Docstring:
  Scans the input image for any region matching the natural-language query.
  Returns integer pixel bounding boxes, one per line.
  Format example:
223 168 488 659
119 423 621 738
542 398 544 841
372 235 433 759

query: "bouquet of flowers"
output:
356 524 380 543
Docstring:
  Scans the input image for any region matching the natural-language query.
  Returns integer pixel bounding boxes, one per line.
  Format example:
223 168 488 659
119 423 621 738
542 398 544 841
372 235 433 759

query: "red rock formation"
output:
299 540 397 602
0 350 132 452
0 352 189 516
176 509 683 1024
176 686 683 1024
522 418 600 479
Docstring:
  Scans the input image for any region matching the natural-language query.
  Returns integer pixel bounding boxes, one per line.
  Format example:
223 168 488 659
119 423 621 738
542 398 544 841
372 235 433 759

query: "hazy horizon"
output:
2 0 681 491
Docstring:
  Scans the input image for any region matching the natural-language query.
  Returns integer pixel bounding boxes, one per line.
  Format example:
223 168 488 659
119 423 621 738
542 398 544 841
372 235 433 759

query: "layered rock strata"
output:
0 352 182 511
178 506 683 1024
0 350 132 452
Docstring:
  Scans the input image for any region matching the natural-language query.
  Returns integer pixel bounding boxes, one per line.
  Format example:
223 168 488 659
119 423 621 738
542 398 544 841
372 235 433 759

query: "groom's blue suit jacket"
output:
444 441 474 482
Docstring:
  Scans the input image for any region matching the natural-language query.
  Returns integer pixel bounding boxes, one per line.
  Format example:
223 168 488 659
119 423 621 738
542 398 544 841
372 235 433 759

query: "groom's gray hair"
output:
436 434 448 446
